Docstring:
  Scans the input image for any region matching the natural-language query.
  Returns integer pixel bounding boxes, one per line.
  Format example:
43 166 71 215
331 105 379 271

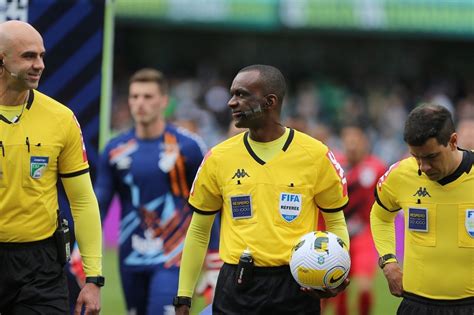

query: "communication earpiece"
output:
0 60 18 77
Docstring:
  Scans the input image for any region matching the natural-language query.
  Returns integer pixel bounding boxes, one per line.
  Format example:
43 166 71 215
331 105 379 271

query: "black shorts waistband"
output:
0 235 55 249
224 262 290 275
404 291 474 306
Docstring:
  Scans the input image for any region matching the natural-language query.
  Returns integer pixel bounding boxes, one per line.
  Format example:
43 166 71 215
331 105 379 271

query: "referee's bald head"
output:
0 21 43 54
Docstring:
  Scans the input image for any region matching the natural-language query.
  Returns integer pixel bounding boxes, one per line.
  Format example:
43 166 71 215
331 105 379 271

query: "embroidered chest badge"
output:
279 193 302 223
408 207 428 232
230 195 252 219
30 156 49 179
465 209 474 238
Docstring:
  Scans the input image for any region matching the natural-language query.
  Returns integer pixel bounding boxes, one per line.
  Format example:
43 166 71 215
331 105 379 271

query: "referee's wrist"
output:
378 253 398 269
381 258 397 269
85 276 105 287
173 296 192 308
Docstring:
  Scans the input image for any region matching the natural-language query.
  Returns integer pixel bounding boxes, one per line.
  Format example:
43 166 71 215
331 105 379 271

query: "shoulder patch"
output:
377 161 400 191
326 150 347 197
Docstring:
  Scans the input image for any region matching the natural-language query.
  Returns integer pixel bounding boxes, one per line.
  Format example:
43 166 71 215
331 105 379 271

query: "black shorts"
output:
398 292 474 315
213 263 321 315
0 236 69 315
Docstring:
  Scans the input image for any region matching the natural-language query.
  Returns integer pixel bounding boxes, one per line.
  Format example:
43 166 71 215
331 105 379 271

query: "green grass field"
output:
101 248 400 315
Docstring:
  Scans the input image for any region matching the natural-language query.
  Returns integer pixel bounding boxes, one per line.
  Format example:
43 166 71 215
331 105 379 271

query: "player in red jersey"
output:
325 123 386 315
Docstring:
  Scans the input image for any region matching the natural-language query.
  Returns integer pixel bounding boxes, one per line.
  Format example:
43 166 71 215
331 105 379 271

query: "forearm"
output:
62 173 102 276
178 212 216 297
321 210 350 249
370 203 398 256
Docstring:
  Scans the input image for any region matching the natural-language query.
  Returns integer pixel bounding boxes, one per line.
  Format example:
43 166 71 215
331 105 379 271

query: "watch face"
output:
173 297 191 307
378 257 384 268
378 254 397 269
86 276 105 287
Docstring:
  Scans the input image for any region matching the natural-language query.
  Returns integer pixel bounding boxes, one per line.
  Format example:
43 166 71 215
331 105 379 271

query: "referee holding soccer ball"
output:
174 64 350 314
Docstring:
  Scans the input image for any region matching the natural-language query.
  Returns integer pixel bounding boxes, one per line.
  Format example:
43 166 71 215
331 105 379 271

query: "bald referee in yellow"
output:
0 21 103 314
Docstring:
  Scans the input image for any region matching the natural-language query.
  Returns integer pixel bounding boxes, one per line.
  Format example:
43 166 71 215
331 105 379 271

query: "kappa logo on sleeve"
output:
30 156 49 179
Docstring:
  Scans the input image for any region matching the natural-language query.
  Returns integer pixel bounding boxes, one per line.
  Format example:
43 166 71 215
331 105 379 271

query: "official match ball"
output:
289 231 350 290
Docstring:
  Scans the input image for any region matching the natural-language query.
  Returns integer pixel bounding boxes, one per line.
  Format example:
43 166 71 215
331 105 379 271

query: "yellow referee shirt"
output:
372 150 474 299
0 90 89 242
189 129 348 266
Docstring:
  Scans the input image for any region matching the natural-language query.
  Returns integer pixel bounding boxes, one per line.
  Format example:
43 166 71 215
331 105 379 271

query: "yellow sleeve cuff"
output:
177 212 216 297
370 202 398 257
320 210 350 249
61 173 102 276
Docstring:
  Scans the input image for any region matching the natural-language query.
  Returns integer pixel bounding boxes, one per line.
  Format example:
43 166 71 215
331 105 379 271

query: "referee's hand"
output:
382 262 403 297
74 283 101 315
300 278 350 299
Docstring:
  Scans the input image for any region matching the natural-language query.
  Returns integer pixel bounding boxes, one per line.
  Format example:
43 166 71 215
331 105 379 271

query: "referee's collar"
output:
437 149 473 185
0 90 34 124
243 128 295 165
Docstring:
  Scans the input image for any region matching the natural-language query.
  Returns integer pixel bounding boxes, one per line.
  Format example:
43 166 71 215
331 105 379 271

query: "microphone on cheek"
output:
241 104 264 120
3 66 18 77
0 60 18 77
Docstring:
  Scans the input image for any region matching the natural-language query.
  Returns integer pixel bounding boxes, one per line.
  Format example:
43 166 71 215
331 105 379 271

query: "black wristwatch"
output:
378 254 398 269
173 296 192 308
85 276 105 287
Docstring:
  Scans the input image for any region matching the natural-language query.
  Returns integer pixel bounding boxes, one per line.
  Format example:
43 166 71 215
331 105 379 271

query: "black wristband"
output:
173 296 192 308
85 276 105 287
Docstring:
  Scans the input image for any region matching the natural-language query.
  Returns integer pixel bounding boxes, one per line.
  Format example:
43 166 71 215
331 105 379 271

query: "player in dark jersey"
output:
95 69 220 315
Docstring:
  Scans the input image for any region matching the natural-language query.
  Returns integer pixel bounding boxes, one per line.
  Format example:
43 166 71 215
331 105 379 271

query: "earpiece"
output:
0 60 18 77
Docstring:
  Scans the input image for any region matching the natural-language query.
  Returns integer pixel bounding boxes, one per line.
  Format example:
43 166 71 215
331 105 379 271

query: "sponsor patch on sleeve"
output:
230 195 252 219
408 207 428 232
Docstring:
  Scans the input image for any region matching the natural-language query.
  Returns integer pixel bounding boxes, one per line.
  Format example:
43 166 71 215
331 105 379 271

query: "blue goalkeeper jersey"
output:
95 124 219 271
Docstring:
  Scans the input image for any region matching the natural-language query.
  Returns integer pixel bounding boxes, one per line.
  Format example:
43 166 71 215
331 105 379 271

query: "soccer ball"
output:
289 231 350 290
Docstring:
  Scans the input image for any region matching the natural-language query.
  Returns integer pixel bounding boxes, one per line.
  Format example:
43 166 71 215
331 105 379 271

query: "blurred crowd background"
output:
110 0 474 167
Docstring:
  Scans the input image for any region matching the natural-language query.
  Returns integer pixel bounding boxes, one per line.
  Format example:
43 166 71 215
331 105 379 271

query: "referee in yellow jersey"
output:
174 65 350 314
0 21 103 314
371 104 474 315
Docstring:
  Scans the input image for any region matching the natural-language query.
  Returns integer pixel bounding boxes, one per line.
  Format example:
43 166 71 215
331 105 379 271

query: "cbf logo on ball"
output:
279 193 302 222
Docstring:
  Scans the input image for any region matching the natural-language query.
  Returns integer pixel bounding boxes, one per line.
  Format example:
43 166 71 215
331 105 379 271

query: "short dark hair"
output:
238 64 286 103
403 103 455 146
129 68 168 95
